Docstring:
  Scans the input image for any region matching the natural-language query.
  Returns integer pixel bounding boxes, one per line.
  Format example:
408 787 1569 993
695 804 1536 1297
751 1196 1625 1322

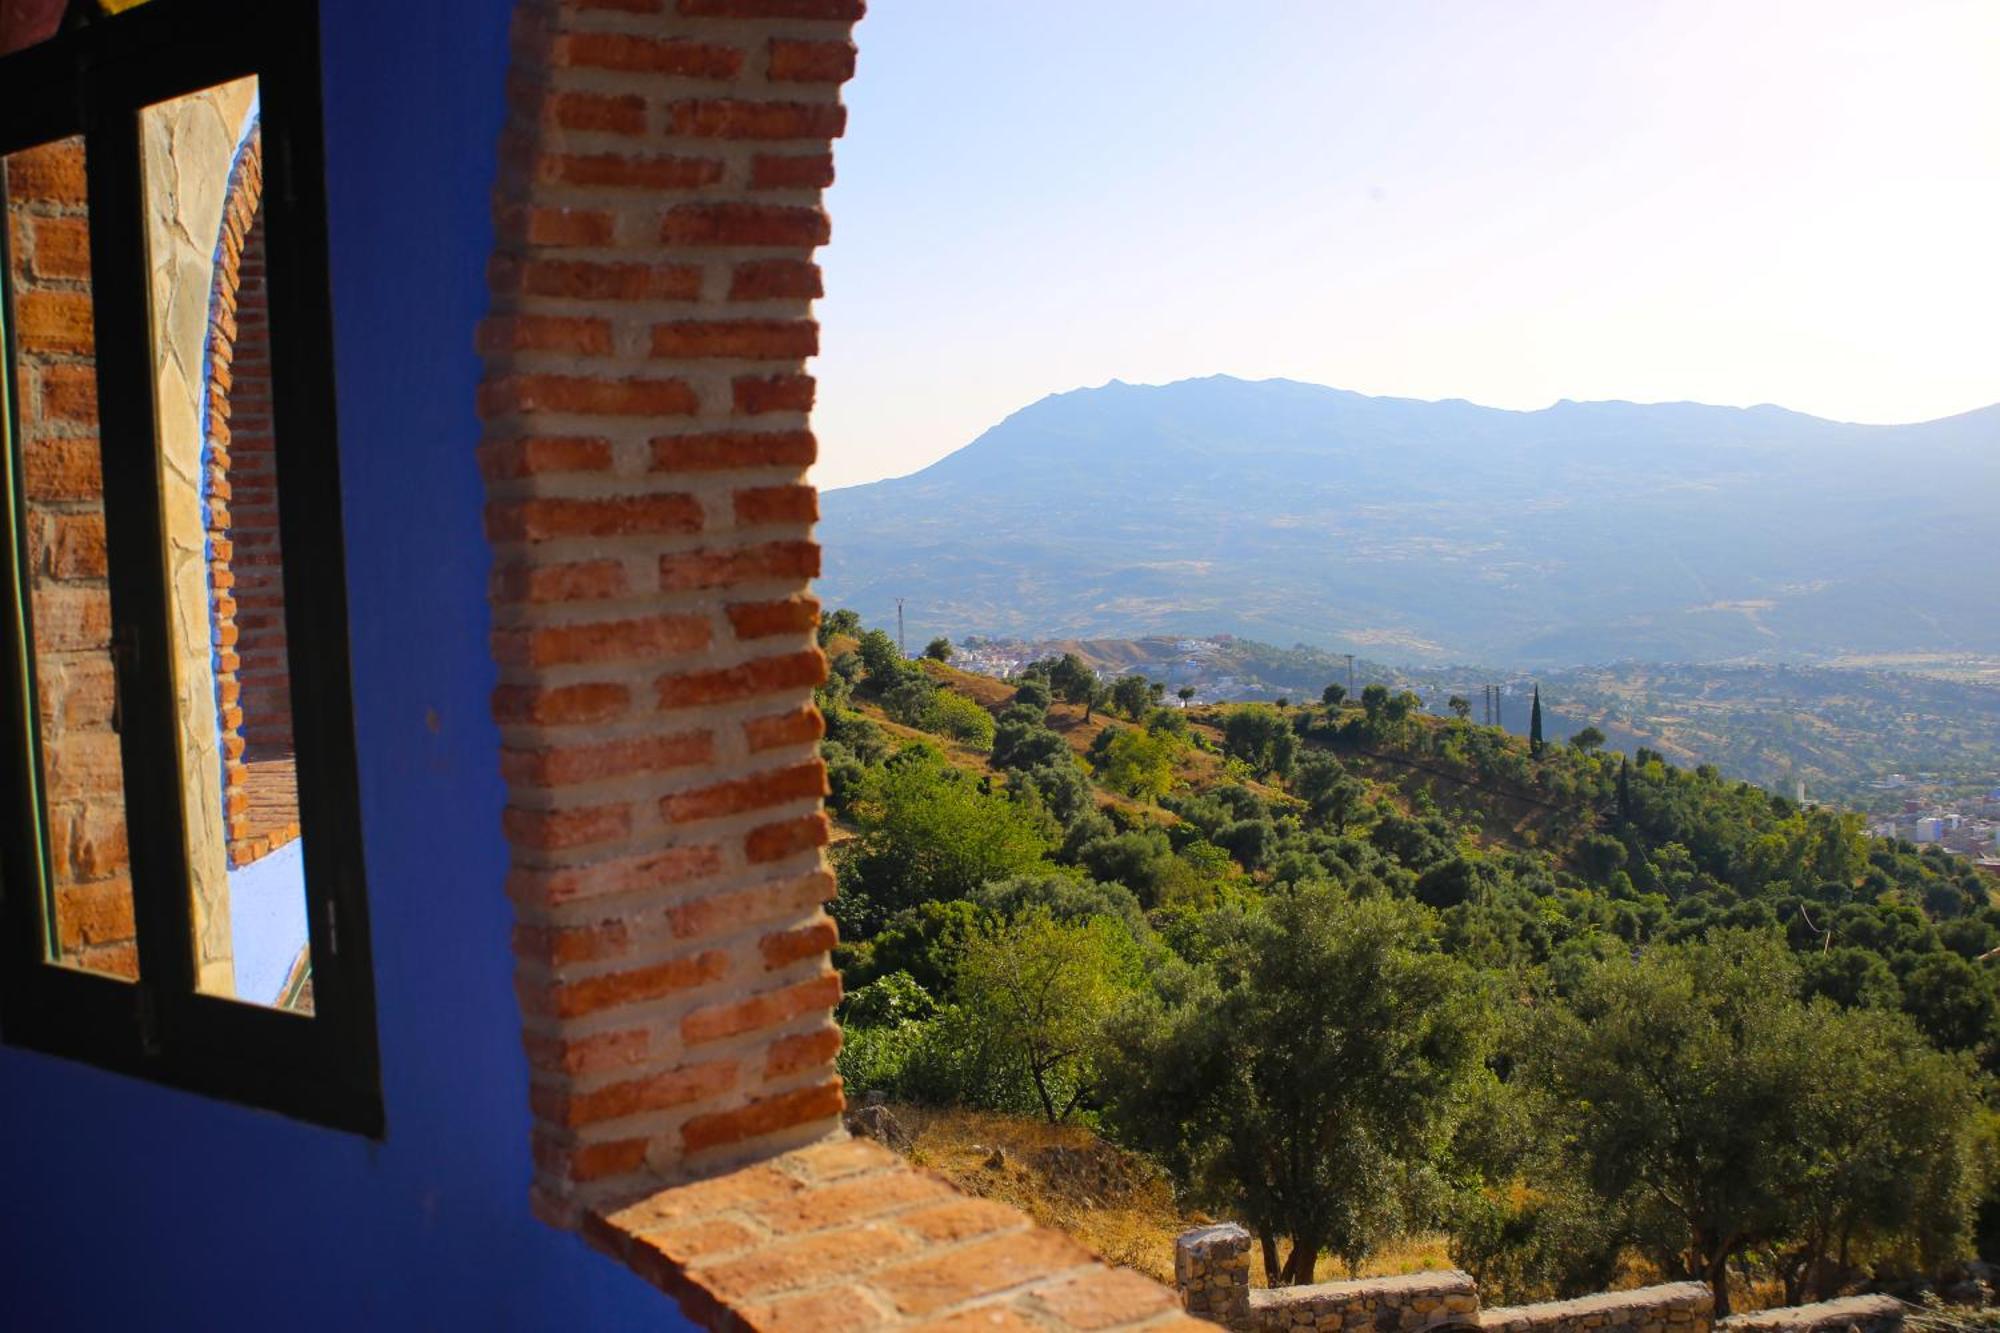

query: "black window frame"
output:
0 0 381 1136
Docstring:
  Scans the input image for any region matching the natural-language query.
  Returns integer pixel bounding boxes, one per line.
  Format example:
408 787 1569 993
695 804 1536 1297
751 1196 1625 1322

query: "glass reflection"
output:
4 135 140 981
140 76 310 1012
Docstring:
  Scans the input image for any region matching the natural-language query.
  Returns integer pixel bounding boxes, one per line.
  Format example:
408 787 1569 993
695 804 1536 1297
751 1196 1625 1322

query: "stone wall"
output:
1175 1225 1478 1333
1253 1270 1478 1333
1479 1283 1712 1333
1716 1295 1905 1333
1175 1226 1907 1333
1178 1224 1254 1327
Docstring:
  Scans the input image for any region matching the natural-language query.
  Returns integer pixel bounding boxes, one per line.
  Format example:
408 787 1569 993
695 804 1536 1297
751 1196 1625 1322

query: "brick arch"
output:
200 121 295 868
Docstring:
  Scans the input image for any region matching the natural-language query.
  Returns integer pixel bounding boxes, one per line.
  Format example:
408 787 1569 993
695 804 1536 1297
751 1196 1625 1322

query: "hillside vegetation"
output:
950 633 2000 817
815 613 2000 1314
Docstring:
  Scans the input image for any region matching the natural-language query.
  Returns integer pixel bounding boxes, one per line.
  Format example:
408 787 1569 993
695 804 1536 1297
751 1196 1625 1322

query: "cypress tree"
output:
1529 684 1545 757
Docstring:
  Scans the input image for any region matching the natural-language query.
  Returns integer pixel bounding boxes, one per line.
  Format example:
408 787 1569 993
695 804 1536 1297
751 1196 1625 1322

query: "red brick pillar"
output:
478 0 861 1223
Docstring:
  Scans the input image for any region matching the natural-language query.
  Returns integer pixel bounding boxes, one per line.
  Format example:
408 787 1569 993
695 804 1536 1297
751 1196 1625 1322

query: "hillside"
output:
936 634 2000 819
817 376 2000 666
1517 662 2000 814
818 627 2000 1308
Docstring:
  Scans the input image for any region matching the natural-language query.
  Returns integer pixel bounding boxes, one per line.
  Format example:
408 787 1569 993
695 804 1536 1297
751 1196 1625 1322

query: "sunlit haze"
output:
811 1 2000 490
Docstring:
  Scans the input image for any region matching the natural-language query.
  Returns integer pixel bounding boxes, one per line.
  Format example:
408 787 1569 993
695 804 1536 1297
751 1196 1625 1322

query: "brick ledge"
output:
582 1136 1206 1331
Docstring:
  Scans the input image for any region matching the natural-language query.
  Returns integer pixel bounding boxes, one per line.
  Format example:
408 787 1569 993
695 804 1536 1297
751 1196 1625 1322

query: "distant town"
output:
1864 776 2000 875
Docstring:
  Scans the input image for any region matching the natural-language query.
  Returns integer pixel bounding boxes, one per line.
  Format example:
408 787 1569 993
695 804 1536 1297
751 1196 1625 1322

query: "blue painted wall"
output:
0 4 693 1327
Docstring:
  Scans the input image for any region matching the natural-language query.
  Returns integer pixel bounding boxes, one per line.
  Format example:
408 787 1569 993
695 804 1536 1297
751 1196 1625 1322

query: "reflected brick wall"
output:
201 128 296 867
7 137 137 977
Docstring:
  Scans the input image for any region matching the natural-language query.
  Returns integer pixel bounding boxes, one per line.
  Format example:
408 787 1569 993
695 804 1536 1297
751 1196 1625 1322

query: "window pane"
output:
140 77 311 1013
4 136 140 981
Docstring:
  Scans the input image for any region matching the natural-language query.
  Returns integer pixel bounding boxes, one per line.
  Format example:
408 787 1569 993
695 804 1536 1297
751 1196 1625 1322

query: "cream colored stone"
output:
139 74 259 997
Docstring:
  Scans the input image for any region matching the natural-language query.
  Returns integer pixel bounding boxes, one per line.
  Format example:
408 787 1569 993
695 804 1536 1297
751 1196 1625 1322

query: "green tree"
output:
818 606 863 645
1293 752 1366 834
955 909 1141 1123
923 636 954 662
1526 930 1979 1314
882 673 940 728
1111 674 1154 720
931 690 997 748
1096 726 1182 801
1046 653 1097 710
1569 726 1606 753
1178 685 1198 705
841 750 1052 929
1110 886 1486 1282
1901 952 1996 1055
1531 932 1804 1312
1448 694 1471 720
1222 704 1298 778
1529 686 1545 758
1010 676 1053 716
1770 1004 1982 1302
858 627 904 685
992 715 1070 771
1016 760 1094 826
1798 946 1900 1011
851 899 985 996
1322 682 1347 708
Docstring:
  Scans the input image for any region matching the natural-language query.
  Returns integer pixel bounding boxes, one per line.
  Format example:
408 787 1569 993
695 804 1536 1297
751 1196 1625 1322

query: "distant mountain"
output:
817 376 2000 666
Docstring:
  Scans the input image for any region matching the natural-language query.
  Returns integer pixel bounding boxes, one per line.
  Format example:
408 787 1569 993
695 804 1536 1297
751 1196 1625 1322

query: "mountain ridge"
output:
817 376 2000 666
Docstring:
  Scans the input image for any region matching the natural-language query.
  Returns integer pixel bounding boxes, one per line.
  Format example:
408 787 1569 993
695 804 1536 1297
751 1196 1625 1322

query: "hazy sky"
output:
810 1 2000 489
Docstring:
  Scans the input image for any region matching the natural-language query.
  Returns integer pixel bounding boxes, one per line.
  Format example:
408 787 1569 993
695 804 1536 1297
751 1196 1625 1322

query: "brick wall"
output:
6 137 137 978
213 173 292 771
478 0 862 1221
199 128 294 867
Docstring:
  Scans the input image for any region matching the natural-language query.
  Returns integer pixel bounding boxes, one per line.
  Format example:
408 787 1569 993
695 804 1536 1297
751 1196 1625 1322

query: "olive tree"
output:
1108 885 1486 1283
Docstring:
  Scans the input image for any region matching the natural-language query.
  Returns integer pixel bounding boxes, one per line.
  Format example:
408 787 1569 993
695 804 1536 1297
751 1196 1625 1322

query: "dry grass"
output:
878 1104 1462 1290
887 1104 1194 1284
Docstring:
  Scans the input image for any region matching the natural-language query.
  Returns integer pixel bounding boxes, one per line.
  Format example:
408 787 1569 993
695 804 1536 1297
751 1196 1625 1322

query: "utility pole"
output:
1345 653 1355 696
896 598 906 658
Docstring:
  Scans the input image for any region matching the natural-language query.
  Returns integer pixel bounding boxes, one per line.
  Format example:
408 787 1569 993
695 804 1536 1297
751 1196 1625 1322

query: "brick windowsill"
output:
583 1136 1207 1332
